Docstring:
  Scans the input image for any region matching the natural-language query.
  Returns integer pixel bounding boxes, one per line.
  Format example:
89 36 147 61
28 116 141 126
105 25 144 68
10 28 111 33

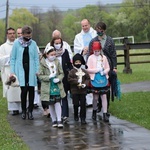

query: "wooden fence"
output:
39 37 150 74
115 38 150 73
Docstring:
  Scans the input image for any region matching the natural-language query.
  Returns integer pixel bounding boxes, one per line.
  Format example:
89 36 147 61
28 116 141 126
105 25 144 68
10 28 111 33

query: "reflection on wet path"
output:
8 106 150 150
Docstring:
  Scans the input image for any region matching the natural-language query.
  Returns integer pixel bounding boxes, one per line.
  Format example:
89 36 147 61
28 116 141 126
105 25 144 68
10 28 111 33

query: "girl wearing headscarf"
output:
39 46 66 128
87 41 110 122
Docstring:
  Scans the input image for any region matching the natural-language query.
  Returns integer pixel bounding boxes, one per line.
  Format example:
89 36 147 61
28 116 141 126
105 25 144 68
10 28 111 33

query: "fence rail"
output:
39 38 150 74
115 38 150 73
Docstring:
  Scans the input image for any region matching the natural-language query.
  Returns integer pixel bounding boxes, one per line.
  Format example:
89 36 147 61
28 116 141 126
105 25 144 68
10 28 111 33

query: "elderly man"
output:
0 27 21 115
74 19 97 61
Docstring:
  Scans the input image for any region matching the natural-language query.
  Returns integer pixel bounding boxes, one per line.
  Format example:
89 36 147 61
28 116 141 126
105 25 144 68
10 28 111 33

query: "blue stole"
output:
82 33 92 46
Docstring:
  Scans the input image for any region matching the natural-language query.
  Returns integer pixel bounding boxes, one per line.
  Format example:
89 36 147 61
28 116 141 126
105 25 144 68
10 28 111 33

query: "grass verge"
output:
110 92 150 130
0 83 29 150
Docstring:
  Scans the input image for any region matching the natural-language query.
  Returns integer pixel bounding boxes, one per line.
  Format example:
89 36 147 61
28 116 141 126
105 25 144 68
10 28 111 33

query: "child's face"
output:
74 60 82 68
46 51 56 62
74 60 81 65
93 50 101 56
46 51 56 57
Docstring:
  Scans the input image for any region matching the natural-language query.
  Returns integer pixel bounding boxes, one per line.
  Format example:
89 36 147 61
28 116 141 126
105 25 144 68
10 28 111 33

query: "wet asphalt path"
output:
8 81 150 150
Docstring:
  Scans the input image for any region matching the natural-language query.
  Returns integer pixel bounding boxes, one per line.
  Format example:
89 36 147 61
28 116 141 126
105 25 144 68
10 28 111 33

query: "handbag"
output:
91 72 108 88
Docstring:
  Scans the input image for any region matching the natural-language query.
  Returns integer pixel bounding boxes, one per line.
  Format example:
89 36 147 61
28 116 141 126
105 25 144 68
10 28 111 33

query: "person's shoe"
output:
92 110 97 121
74 117 79 121
16 110 19 114
81 119 87 125
21 111 26 120
106 112 110 117
27 112 34 120
33 104 39 109
103 113 109 122
47 113 50 118
52 121 58 127
57 121 63 128
96 108 101 113
12 110 19 116
63 117 68 123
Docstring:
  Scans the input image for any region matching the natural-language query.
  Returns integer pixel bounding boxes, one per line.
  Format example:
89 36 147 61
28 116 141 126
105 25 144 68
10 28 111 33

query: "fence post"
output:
122 37 132 74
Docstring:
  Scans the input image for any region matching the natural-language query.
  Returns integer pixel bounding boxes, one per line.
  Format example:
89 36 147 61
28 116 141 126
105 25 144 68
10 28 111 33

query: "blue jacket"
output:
10 39 39 86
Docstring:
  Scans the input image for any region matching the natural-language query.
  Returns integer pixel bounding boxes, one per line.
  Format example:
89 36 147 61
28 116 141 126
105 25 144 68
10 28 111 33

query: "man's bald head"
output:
52 30 62 38
81 19 91 33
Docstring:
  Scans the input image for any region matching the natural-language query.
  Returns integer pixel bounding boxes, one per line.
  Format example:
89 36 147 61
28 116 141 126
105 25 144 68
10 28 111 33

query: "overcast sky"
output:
0 0 122 18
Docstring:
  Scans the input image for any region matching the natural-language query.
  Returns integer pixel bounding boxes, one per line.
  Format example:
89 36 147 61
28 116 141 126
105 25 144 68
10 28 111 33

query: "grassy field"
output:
0 49 150 149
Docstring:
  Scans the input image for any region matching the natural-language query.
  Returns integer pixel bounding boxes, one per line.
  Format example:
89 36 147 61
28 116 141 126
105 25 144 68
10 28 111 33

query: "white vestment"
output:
0 39 21 111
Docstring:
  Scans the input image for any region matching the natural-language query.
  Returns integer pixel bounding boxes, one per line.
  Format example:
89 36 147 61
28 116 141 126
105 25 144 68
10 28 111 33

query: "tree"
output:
9 8 38 31
30 6 44 45
62 13 79 45
39 6 63 45
116 0 150 42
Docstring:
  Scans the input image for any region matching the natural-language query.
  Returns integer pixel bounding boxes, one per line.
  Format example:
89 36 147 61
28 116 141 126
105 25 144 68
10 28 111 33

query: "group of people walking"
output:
0 19 117 128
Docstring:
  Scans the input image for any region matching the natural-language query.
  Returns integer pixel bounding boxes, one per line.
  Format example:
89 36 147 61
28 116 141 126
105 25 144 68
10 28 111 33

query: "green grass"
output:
0 83 29 150
117 63 150 83
109 92 150 129
109 50 150 130
117 49 150 83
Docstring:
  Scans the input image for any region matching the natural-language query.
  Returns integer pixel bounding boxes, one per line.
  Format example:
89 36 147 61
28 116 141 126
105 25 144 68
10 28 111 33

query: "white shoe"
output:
52 121 57 127
57 121 63 128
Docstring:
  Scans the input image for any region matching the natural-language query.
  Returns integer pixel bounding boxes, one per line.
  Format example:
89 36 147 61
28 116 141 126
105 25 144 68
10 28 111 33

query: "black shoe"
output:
106 112 110 117
27 112 34 120
92 110 97 121
103 113 109 122
47 113 50 118
12 110 19 116
81 119 87 125
96 108 101 113
74 117 79 121
34 104 39 109
63 117 69 123
21 111 26 120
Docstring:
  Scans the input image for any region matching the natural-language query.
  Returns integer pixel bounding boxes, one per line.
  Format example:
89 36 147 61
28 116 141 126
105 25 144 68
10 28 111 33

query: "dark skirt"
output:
49 95 61 105
41 101 50 109
87 86 110 95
